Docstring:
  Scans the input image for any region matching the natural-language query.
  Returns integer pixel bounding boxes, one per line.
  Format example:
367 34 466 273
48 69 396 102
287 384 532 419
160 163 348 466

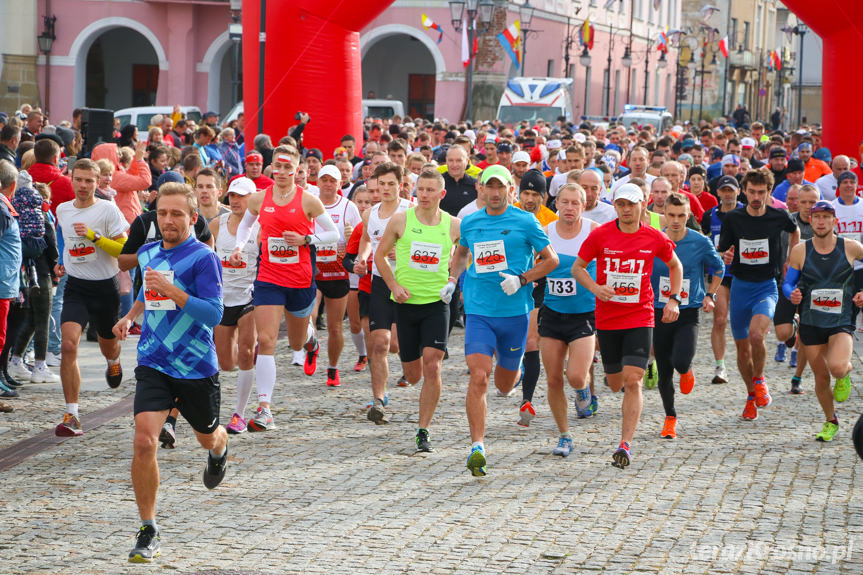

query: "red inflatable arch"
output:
242 0 394 152
780 1 863 156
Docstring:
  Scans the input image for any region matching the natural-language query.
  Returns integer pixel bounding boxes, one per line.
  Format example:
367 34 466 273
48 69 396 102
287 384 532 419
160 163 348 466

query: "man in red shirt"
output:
28 138 74 216
231 151 274 191
573 183 682 469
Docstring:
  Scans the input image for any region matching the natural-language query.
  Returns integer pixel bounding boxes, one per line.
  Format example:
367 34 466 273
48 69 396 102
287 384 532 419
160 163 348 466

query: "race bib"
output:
144 270 175 311
810 288 843 314
607 271 640 303
547 277 576 296
219 248 247 276
473 240 507 274
739 238 769 265
659 277 690 306
67 236 97 264
316 243 338 264
409 241 443 272
267 236 299 264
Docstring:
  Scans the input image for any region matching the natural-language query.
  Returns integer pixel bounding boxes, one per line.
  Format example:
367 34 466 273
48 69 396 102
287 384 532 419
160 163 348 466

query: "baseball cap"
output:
519 169 547 196
245 151 264 163
156 170 185 189
306 148 323 162
227 177 256 196
837 170 858 184
613 183 644 204
573 133 587 144
786 158 805 173
546 139 562 150
203 111 219 119
497 142 513 154
810 200 836 215
716 175 739 190
0 112 8 123
318 164 342 181
481 164 513 186
797 142 813 151
681 138 696 149
512 151 531 164
813 147 832 163
721 154 740 167
769 148 787 159
741 137 756 149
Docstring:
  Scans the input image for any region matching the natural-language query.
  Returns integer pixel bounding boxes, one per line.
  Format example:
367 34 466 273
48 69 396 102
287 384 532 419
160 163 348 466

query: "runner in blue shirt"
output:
452 165 558 476
650 192 724 439
113 183 227 564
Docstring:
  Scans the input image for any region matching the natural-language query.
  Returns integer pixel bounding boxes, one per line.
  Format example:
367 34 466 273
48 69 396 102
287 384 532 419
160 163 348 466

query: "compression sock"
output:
351 330 367 356
255 355 276 404
521 350 540 402
235 368 255 416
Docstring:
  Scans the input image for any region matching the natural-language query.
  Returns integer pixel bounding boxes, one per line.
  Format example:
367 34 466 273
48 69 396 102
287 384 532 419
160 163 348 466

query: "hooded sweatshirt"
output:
27 162 74 217
91 143 151 224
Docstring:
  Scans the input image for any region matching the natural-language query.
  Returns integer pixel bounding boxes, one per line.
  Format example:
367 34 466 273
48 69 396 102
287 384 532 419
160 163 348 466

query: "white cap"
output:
741 137 756 148
613 183 644 204
318 165 342 182
573 133 586 143
464 129 476 143
227 177 256 196
512 151 531 164
547 139 562 150
672 124 683 132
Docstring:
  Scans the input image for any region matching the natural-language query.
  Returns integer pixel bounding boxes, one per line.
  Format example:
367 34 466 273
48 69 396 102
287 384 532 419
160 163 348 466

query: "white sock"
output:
10 355 21 366
66 403 79 417
351 331 366 356
235 369 255 417
306 321 315 342
107 355 120 366
255 355 276 405
35 360 46 370
472 441 483 450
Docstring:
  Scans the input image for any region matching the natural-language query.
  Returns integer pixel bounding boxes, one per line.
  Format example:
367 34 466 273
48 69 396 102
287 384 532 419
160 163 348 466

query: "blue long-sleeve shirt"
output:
651 228 724 309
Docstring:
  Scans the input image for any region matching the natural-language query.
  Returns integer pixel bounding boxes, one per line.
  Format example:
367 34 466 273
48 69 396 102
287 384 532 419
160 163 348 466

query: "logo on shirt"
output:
332 214 340 223
603 248 623 255
500 230 511 235
639 249 652 254
263 206 275 213
411 228 422 234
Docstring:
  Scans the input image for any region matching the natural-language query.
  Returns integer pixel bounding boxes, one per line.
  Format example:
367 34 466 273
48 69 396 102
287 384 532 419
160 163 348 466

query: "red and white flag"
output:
462 17 470 67
718 35 729 58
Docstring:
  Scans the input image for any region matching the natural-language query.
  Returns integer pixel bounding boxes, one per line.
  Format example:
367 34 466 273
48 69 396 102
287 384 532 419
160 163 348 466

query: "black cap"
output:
786 158 805 173
716 175 739 191
497 142 513 153
519 169 547 196
306 148 323 161
769 148 787 159
203 111 219 119
34 133 65 148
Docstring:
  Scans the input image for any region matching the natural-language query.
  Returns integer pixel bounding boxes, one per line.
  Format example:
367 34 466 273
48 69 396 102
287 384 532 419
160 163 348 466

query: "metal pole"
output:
624 0 634 102
796 28 804 127
643 43 650 104
721 0 732 117
466 26 474 121
698 51 705 122
605 20 613 116
232 40 240 106
689 64 696 123
564 18 571 77
257 0 266 133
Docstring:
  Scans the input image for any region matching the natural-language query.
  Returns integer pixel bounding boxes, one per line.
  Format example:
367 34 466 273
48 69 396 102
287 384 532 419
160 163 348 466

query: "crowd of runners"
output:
1 106 862 562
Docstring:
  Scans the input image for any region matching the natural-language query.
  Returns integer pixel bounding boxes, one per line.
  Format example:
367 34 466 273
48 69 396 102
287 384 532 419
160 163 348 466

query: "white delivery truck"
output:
496 77 573 124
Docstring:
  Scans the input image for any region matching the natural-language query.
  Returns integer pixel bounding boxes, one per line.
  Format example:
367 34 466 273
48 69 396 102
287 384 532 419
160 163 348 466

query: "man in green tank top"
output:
374 169 462 453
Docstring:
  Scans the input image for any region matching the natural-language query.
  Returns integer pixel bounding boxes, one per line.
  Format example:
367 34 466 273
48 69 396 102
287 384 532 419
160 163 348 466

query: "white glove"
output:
439 280 457 304
499 272 522 296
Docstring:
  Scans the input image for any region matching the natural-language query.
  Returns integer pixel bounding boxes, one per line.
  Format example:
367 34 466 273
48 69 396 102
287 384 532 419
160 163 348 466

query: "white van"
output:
114 106 202 137
618 105 673 133
362 99 405 120
497 77 573 124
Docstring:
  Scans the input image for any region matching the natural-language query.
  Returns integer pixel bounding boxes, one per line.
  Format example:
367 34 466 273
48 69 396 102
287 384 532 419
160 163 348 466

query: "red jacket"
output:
28 162 74 217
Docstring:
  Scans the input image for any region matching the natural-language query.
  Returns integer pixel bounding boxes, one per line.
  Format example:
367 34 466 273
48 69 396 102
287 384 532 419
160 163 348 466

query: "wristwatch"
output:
518 274 528 286
669 293 683 304
706 292 717 301
92 231 102 242
303 235 311 245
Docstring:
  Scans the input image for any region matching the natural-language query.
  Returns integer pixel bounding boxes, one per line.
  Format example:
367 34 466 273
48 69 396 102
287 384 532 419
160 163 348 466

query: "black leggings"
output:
653 307 700 417
13 262 53 360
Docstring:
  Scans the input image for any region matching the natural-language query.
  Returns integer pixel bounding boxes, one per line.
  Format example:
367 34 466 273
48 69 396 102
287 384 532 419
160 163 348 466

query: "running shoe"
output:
353 355 368 372
326 368 341 387
466 444 487 476
202 443 228 489
834 374 852 403
247 406 274 431
789 349 798 368
106 362 123 389
365 393 389 409
741 397 758 421
415 429 434 453
496 385 517 397
575 388 593 418
712 365 728 384
774 343 786 362
367 398 388 425
226 413 247 434
679 371 694 395
660 416 677 439
552 435 573 457
29 364 59 383
590 395 599 415
128 324 142 336
7 360 31 381
304 338 319 376
815 421 839 442
644 361 658 390
45 351 61 367
611 441 631 469
790 376 804 395
55 413 83 437
753 381 772 408
291 350 304 366
128 525 161 563
517 400 536 427
396 374 410 387
159 422 176 449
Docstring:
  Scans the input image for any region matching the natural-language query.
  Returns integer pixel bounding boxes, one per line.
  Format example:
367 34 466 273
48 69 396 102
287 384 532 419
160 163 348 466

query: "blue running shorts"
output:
464 313 529 371
729 278 778 340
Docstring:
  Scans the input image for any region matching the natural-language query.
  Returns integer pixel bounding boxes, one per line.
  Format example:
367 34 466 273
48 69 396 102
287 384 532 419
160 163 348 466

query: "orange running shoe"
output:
679 371 695 395
742 397 758 420
660 415 677 439
753 381 772 408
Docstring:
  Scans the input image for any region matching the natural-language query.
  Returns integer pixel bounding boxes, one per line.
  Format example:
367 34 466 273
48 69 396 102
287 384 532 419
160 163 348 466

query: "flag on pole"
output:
771 50 782 70
421 13 443 44
718 35 729 58
462 17 470 67
472 19 479 57
657 29 668 52
579 18 594 49
497 20 522 68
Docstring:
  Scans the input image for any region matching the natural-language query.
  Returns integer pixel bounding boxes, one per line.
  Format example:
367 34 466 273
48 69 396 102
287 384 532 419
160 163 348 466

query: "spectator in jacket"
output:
0 124 20 166
217 128 242 179
90 141 152 224
28 138 74 216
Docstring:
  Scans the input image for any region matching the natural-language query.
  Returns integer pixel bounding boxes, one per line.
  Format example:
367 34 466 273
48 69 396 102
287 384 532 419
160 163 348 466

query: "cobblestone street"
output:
1 315 861 574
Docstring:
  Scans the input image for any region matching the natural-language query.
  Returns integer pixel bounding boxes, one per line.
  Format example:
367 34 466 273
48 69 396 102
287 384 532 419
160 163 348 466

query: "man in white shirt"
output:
816 155 850 201
609 147 655 196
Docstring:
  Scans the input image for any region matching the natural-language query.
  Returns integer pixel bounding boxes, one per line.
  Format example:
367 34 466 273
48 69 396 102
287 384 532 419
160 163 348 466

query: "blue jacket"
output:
0 198 22 299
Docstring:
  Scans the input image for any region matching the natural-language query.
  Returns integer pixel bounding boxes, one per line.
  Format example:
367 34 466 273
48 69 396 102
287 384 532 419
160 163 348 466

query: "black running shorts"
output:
368 275 396 332
134 365 221 434
61 276 121 340
538 307 596 344
596 326 652 374
317 278 350 300
395 300 450 362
